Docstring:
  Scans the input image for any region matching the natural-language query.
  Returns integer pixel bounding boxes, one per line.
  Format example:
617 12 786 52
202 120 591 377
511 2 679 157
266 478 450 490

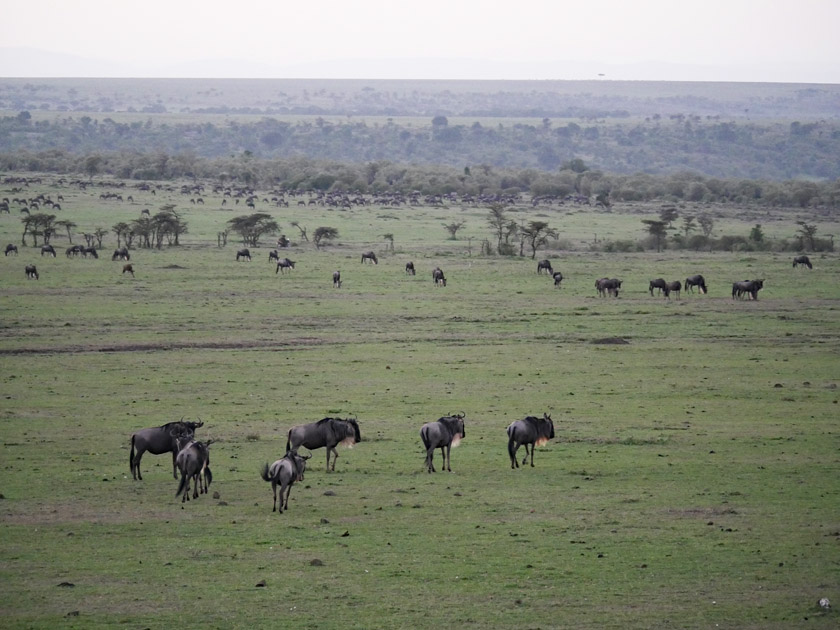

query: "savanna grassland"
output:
1 178 839 629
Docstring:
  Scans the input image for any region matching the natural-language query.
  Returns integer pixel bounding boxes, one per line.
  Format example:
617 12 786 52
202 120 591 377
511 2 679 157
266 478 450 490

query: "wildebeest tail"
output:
285 430 291 453
204 467 213 487
260 462 272 482
175 472 188 497
420 426 431 450
129 435 135 470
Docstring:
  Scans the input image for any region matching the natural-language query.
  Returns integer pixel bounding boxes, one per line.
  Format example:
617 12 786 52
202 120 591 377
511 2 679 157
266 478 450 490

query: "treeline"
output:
1 111 839 181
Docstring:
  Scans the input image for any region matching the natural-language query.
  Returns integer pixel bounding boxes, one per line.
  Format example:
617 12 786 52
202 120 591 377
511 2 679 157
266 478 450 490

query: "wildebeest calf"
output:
122 264 134 277
405 261 416 275
553 271 563 288
175 437 213 503
25 264 39 279
333 270 342 288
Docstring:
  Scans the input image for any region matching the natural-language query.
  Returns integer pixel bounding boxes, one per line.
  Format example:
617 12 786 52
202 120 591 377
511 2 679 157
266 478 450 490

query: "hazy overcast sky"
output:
1 0 838 82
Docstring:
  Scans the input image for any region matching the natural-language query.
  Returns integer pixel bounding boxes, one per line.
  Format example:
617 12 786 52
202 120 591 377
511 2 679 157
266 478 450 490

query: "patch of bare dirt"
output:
0 338 323 355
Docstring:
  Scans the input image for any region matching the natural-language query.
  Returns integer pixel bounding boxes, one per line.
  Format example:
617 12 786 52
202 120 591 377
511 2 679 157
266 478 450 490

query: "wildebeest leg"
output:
523 443 533 467
508 438 520 469
172 451 178 479
271 481 278 512
329 447 338 471
426 447 435 473
442 445 451 472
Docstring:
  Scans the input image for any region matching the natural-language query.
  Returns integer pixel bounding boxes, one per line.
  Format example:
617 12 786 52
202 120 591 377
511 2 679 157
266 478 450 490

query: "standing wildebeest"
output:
420 413 466 473
111 247 130 261
236 248 251 261
649 278 668 296
260 450 310 513
41 244 56 257
433 267 447 286
732 279 764 300
596 277 621 297
275 258 295 273
332 270 342 288
405 261 416 275
685 274 708 294
537 259 553 275
25 264 39 279
507 413 555 469
175 437 213 503
5 243 18 256
129 420 204 480
664 280 682 299
82 247 98 258
122 264 135 277
361 251 378 264
268 250 280 263
286 417 361 472
793 255 812 269
553 271 564 288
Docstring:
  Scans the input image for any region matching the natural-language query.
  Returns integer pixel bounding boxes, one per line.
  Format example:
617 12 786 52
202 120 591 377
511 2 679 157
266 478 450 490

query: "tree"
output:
20 213 57 246
796 221 818 250
92 227 108 248
487 204 509 254
55 219 77 244
382 233 394 252
681 215 696 239
749 224 764 243
642 219 669 252
659 205 679 227
443 221 466 240
313 226 339 249
227 213 278 247
112 222 131 248
697 213 715 238
289 221 309 242
520 221 559 259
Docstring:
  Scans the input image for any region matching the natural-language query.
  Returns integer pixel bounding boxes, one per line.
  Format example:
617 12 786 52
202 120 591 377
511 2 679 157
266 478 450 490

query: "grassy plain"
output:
1 179 838 629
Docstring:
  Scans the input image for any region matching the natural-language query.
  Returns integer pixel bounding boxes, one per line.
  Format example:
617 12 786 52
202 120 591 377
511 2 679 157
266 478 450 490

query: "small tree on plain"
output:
444 221 466 240
313 226 339 250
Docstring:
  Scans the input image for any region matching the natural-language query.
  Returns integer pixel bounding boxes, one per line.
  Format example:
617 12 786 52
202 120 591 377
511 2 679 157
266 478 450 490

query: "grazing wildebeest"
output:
82 247 98 259
793 255 812 269
66 244 84 257
268 250 280 263
361 251 378 264
5 243 18 256
405 261 416 275
507 413 555 469
537 259 553 275
286 417 361 472
41 244 56 257
685 274 708 294
275 258 295 273
596 277 621 297
553 271 564 288
122 264 135 277
236 248 251 261
25 264 39 280
175 437 213 503
732 279 764 300
664 280 682 299
111 247 130 261
420 413 466 473
129 419 204 480
260 450 310 513
433 267 447 286
332 270 342 288
649 278 668 296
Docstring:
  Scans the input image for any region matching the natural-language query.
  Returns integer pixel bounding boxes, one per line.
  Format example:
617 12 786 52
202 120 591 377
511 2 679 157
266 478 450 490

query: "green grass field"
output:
1 179 838 628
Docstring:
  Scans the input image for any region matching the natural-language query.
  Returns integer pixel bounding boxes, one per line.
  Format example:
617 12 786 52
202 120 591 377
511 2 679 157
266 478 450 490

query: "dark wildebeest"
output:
129 419 204 480
5 243 18 256
286 417 361 472
553 271 564 288
66 244 84 257
433 267 447 286
685 274 708 294
420 413 466 473
260 449 310 513
25 264 39 280
793 255 812 269
361 251 378 264
537 259 553 275
236 248 251 261
332 270 342 288
507 413 555 469
596 277 621 297
111 247 130 261
275 258 295 274
649 278 668 296
664 280 682 299
41 244 56 257
122 264 135 277
268 250 280 263
174 437 213 503
405 261 416 275
82 247 98 259
732 279 764 300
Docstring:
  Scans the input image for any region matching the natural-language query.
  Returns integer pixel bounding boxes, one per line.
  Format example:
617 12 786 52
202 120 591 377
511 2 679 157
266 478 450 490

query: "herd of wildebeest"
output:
128 411 557 513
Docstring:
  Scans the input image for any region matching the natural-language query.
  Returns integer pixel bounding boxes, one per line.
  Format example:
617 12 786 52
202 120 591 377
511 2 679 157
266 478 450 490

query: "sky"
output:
1 0 839 83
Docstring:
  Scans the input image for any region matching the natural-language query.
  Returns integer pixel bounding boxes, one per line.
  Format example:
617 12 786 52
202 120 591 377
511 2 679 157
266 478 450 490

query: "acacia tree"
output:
313 226 338 249
487 204 508 254
382 233 394 252
642 219 669 252
520 221 559 259
697 213 715 238
289 221 309 242
443 221 466 240
112 221 131 248
796 221 818 250
56 219 77 243
227 212 278 247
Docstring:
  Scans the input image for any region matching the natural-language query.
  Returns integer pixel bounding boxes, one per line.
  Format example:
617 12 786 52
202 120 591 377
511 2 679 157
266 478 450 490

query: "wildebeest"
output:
175 437 213 503
260 449 310 513
596 277 621 297
664 280 682 299
41 244 56 257
507 413 555 469
275 258 295 274
129 419 204 480
553 271 564 288
361 251 378 264
66 244 84 257
649 278 667 296
332 270 342 288
433 267 447 286
286 417 361 472
405 261 416 275
236 248 251 261
420 412 466 473
122 264 134 277
111 247 130 261
732 279 764 300
5 243 18 256
537 259 553 275
25 264 39 279
685 274 708 294
82 247 98 259
268 250 280 263
793 255 812 269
